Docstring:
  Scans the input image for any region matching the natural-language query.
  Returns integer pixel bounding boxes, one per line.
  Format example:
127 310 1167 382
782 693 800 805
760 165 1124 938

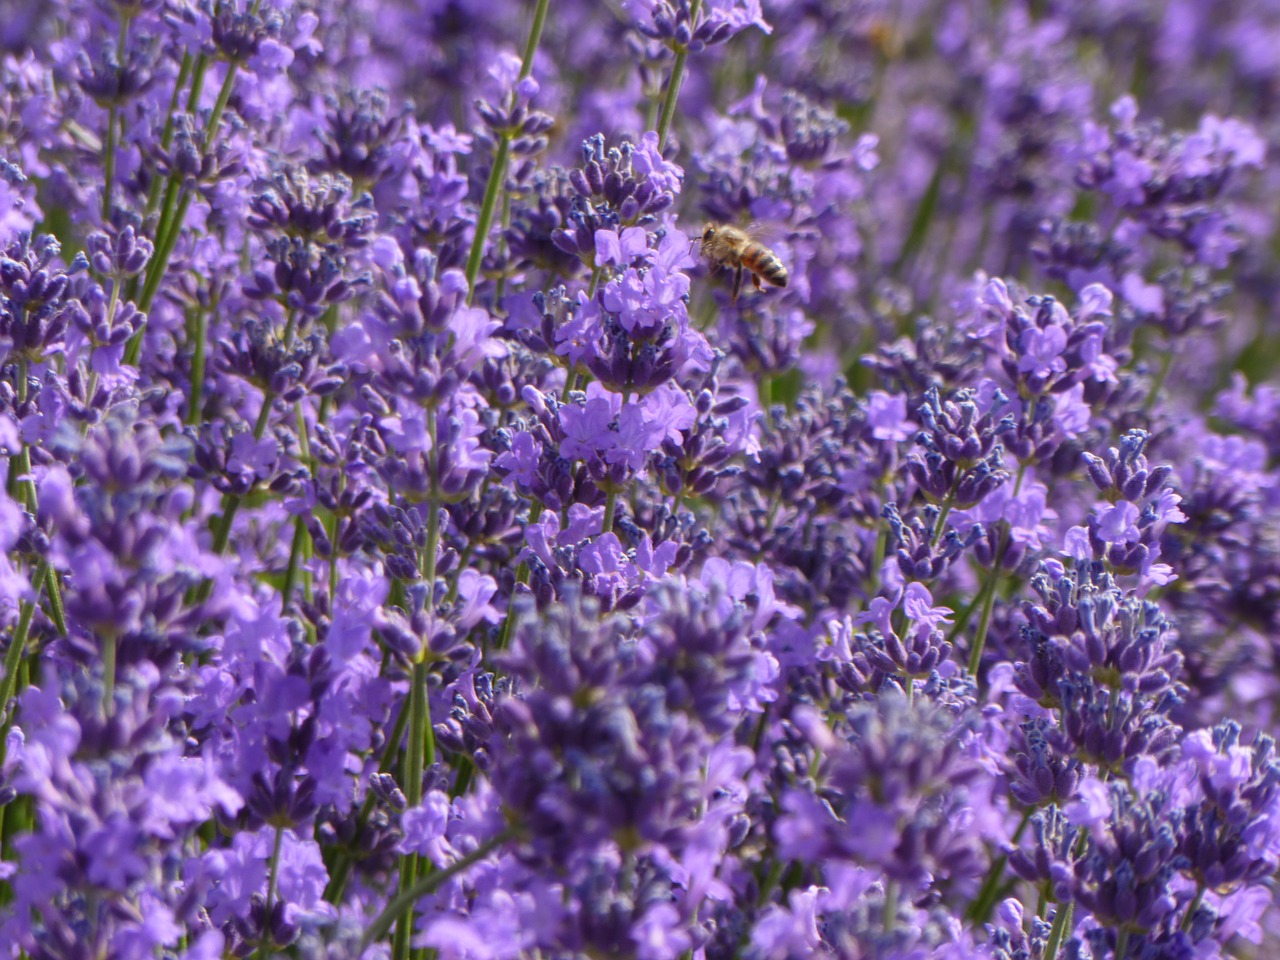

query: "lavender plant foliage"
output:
1 1 1279 959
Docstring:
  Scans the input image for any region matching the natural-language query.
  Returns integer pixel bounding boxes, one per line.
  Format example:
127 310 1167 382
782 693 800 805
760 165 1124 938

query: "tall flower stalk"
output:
463 0 552 304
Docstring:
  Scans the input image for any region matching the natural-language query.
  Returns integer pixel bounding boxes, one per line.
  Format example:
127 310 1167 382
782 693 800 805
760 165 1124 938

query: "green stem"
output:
170 54 195 128
930 493 954 550
463 0 550 305
0 560 46 724
250 390 275 439
204 60 240 150
645 80 663 133
406 663 428 805
257 825 285 960
451 758 473 799
1180 884 1205 932
327 506 340 601
185 297 210 425
967 556 1002 677
127 56 241 363
44 567 66 637
389 866 416 959
362 830 518 950
515 0 550 84
883 880 898 934
101 15 130 221
142 52 194 219
393 661 430 960
1043 901 1074 960
101 634 117 715
392 408 441 958
298 401 315 473
495 577 525 651
103 104 118 221
756 857 786 908
141 186 193 317
9 359 33 512
9 444 33 514
464 137 512 305
655 0 704 149
281 515 308 609
142 171 181 286
207 496 242 565
104 275 122 339
602 489 618 535
422 412 440 589
749 704 771 753
185 53 209 120
126 185 193 364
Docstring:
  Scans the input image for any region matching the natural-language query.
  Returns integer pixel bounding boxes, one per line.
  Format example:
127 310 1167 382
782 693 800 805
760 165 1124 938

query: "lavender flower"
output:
0 3 1278 959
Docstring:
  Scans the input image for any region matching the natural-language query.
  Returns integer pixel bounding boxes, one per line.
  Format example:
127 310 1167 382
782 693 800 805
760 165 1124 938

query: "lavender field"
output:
2 0 1280 957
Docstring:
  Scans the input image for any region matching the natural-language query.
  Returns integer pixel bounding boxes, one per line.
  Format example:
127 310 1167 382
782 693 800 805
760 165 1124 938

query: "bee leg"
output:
752 273 764 292
732 265 744 302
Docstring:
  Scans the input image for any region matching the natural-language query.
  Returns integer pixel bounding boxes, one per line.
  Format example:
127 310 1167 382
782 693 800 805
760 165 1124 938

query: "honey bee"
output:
700 222 789 302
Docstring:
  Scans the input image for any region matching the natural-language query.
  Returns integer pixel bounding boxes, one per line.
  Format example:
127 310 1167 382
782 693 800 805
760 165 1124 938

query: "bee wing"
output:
745 219 784 243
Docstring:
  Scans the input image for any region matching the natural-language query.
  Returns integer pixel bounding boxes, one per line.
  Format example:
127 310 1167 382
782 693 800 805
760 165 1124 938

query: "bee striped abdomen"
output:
746 245 788 287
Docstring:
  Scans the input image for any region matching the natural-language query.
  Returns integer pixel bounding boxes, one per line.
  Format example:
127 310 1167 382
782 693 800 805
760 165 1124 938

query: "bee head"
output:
701 224 718 244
